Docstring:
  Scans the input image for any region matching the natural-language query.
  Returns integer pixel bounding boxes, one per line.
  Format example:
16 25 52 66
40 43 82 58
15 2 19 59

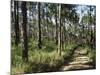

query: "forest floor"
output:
60 46 94 71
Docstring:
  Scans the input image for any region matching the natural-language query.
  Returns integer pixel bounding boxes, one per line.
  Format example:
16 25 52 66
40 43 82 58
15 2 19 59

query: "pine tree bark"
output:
21 1 28 62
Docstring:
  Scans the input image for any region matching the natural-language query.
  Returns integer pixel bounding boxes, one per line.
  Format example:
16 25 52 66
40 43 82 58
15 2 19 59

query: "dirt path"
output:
60 47 93 71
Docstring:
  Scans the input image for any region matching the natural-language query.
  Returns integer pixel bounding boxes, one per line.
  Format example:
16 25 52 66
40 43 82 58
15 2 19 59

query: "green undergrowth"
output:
87 47 96 66
11 40 85 75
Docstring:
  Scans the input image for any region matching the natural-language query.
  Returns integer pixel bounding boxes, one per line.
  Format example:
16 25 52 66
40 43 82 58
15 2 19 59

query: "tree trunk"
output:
55 5 58 45
14 1 20 46
58 4 62 56
93 8 96 48
21 1 28 62
45 4 49 41
37 2 42 49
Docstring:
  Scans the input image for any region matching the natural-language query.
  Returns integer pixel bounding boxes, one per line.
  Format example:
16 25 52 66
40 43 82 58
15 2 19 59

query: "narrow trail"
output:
60 47 94 71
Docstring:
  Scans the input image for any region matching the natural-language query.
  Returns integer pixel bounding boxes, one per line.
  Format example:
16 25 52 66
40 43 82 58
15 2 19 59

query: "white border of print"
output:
0 0 97 75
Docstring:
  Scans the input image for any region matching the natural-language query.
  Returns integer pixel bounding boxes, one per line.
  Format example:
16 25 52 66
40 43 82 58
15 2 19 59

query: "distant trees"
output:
57 4 80 55
12 1 96 62
21 1 28 62
81 5 96 48
89 6 96 48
